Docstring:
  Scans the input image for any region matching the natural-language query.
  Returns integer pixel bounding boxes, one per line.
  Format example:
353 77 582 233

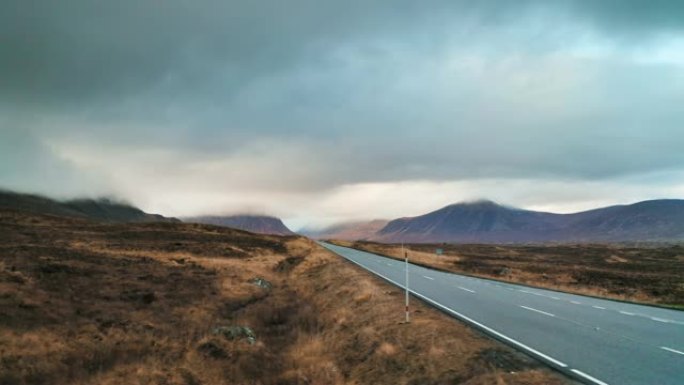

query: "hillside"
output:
0 207 565 384
0 190 177 223
183 215 295 236
374 199 684 243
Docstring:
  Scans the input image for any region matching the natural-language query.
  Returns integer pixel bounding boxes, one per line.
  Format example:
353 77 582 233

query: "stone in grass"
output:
197 340 228 359
250 277 272 290
213 326 257 345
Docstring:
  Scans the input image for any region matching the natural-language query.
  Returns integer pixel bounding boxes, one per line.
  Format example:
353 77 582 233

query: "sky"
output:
2 1 684 230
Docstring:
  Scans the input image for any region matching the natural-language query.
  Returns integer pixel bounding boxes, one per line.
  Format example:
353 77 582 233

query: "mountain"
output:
183 215 295 236
559 199 684 242
301 219 389 240
0 190 178 223
373 199 684 244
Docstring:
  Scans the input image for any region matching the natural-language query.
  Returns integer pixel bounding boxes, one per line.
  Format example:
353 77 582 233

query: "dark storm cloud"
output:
1 0 684 216
568 0 684 34
5 1 681 107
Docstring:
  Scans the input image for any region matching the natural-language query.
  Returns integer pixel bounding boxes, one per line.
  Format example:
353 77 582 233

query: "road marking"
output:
520 305 555 317
571 369 610 385
423 275 435 280
331 249 568 368
651 317 671 323
550 296 560 300
592 306 606 310
386 263 393 266
619 311 635 316
661 346 684 355
570 301 582 305
458 286 475 293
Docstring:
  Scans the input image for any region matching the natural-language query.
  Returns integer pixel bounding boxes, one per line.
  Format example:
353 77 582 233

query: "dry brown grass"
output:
0 209 569 384
340 240 684 308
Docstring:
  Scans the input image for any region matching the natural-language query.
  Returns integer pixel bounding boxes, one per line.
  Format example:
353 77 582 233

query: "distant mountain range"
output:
301 219 389 240
322 199 684 243
5 189 683 243
183 215 295 236
0 190 178 223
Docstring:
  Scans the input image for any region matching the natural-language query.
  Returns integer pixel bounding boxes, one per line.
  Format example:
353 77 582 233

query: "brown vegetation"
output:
339 240 684 308
0 209 567 384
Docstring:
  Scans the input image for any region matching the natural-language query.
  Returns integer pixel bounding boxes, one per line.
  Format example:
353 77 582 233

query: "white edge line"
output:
661 346 684 355
520 305 555 317
571 369 610 385
458 286 476 293
332 250 569 369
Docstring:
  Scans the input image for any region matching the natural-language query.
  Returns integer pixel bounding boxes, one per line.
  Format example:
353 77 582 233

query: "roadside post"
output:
404 243 410 323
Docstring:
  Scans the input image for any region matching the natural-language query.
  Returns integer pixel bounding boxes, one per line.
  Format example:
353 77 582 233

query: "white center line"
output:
570 301 582 305
550 296 560 300
458 286 476 293
592 305 606 310
619 311 636 316
571 369 610 385
423 275 435 280
651 317 671 323
520 305 555 317
661 346 684 355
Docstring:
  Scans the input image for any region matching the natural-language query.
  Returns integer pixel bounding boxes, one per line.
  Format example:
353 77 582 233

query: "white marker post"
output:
404 243 410 323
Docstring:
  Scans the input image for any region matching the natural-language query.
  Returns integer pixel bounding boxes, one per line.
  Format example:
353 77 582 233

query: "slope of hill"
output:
0 190 177 223
561 199 684 242
184 215 295 236
374 199 684 243
301 219 388 240
0 205 564 384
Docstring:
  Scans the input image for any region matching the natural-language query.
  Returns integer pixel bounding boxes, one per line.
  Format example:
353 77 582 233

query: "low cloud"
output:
1 1 683 225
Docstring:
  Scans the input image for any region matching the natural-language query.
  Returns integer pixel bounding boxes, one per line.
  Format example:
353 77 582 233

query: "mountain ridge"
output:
183 215 295 236
374 199 684 243
0 190 178 223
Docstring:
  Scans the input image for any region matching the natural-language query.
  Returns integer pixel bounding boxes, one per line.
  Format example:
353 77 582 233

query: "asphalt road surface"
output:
319 242 684 385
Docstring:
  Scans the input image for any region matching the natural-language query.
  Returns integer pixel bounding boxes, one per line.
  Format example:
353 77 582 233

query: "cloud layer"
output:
2 1 684 228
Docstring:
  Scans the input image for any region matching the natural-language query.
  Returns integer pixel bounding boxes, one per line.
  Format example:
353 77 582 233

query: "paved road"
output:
319 242 684 385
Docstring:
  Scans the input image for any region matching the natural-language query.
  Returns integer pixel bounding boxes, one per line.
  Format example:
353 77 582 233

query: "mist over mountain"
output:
183 215 295 236
301 219 389 240
0 190 178 223
373 199 684 243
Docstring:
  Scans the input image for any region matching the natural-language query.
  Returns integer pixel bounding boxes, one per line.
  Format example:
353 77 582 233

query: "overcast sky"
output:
2 1 684 229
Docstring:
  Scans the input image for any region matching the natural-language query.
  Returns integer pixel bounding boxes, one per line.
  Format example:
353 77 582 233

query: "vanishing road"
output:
319 242 684 385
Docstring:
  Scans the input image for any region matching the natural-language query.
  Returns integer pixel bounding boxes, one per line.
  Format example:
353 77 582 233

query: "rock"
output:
212 325 257 345
250 277 272 290
119 289 156 304
197 340 228 359
498 267 511 276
